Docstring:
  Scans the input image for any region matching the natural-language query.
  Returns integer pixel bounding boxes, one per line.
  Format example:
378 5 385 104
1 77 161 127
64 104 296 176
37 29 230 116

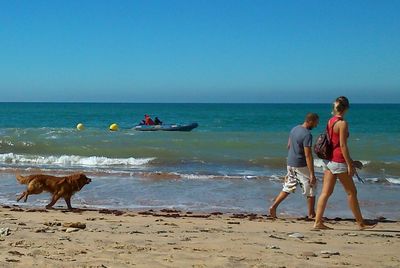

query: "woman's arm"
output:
339 121 355 176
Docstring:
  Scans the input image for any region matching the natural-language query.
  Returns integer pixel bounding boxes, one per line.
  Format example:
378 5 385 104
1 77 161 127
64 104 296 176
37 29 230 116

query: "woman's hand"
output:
348 163 355 177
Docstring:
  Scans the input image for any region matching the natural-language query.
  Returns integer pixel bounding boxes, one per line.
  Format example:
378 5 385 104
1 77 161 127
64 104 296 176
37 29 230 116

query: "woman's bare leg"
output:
337 173 376 230
314 170 336 229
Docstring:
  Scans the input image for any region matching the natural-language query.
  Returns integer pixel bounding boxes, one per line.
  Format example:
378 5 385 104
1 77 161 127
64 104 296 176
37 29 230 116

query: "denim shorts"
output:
322 160 348 174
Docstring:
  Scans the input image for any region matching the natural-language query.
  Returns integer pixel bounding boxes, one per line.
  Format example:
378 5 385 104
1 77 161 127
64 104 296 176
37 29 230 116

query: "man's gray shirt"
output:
287 125 312 167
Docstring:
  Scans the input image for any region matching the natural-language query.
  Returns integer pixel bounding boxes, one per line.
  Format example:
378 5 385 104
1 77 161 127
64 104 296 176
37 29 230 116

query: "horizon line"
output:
0 101 399 104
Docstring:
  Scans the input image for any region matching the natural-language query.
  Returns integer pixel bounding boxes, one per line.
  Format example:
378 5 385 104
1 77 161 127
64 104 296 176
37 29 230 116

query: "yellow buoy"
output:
109 123 119 131
76 123 85 131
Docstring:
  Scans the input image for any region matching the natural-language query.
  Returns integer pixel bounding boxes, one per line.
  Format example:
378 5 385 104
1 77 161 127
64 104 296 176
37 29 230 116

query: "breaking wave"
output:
0 153 155 168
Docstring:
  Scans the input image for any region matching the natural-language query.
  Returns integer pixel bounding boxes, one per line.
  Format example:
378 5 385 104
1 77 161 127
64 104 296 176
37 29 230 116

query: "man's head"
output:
304 113 319 129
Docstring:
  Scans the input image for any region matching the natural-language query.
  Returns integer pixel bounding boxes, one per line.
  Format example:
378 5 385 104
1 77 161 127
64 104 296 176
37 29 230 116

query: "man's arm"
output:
304 147 316 186
287 138 291 150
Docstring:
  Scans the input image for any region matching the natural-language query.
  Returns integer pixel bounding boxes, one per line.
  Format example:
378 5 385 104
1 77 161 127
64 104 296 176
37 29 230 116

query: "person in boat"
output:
144 114 155 125
154 117 163 125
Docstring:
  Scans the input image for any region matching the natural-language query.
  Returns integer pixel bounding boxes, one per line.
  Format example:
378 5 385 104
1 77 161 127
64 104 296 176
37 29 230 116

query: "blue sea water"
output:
0 103 399 219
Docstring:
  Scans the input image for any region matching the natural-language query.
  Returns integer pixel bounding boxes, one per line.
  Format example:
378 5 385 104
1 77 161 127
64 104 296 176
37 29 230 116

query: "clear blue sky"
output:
1 0 399 103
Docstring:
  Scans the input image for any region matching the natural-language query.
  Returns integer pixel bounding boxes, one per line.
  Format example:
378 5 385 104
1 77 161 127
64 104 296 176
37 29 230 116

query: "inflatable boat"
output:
134 122 198 132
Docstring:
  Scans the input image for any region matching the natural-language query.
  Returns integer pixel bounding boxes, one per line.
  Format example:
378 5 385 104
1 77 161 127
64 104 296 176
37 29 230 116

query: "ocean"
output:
0 103 399 219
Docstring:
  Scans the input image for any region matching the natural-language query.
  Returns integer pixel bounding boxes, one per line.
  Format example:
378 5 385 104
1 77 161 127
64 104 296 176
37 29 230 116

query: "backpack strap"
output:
326 117 341 142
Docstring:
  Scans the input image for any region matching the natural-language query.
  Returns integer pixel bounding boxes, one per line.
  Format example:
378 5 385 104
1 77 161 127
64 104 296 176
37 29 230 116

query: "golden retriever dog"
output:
16 173 91 210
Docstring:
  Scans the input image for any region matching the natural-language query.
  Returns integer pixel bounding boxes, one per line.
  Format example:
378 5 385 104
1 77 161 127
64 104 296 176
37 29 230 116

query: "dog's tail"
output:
16 174 32 185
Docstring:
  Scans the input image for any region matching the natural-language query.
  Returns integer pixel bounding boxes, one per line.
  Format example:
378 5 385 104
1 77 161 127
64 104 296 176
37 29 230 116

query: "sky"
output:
0 0 399 103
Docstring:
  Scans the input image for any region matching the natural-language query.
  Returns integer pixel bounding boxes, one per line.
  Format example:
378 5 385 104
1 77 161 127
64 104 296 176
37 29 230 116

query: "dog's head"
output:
61 173 92 190
73 173 92 191
78 173 92 185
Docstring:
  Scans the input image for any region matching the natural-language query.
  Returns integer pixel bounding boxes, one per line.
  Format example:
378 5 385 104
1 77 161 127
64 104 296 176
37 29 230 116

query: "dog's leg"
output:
46 193 62 209
23 192 30 202
16 192 27 202
64 196 73 210
22 183 42 203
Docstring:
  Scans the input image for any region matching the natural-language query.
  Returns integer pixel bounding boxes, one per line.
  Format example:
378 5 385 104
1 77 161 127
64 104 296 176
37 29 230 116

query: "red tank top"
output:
328 116 347 163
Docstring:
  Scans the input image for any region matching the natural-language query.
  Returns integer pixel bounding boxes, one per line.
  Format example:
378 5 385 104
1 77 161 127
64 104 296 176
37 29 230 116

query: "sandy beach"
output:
0 206 399 267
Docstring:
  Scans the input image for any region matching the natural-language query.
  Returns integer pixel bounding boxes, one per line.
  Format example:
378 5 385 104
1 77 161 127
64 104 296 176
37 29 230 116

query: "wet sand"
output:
0 206 399 267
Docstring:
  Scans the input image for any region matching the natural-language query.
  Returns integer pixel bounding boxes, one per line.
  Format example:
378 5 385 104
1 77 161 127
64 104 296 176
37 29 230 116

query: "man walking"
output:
269 113 319 218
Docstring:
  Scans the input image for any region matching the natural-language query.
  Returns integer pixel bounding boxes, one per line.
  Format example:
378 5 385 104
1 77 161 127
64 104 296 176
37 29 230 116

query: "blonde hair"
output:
332 96 350 115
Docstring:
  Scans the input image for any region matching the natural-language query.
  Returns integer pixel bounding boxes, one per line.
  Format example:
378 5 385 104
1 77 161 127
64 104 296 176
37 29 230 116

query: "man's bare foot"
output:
358 221 377 230
308 213 316 219
313 223 333 230
269 206 277 219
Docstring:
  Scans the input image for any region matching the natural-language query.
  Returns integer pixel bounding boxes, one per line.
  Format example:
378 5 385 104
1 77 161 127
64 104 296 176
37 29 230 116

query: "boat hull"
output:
134 123 198 132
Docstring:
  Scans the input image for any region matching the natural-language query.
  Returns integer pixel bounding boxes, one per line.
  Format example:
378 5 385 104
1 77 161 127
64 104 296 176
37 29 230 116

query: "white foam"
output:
365 177 380 183
0 153 155 168
21 141 35 147
244 175 258 179
359 160 371 166
181 174 217 180
386 178 400 184
270 175 282 181
313 159 325 168
0 140 14 146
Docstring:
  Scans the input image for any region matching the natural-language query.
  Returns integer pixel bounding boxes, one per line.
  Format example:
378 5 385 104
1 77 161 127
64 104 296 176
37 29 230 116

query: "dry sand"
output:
0 206 399 267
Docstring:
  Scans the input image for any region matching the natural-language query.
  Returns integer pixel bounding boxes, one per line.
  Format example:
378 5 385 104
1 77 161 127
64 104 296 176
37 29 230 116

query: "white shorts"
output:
282 166 316 197
322 160 348 174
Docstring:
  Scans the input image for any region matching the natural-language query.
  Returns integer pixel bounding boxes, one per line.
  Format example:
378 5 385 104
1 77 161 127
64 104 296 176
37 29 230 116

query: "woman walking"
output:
313 96 376 230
